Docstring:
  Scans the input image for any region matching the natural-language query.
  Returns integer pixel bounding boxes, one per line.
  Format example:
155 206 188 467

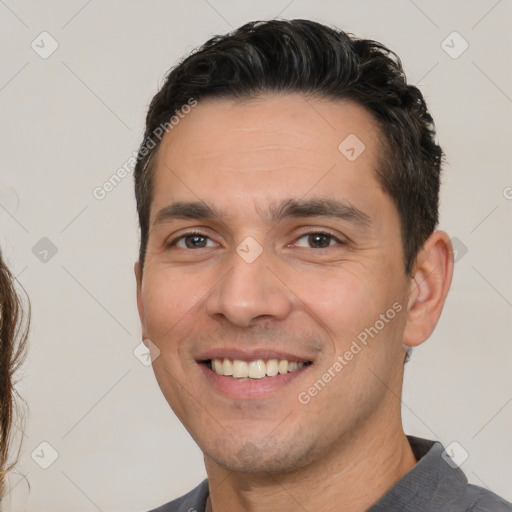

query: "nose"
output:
205 245 294 328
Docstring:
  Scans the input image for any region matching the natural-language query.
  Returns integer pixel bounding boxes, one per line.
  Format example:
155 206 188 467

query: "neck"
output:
204 421 417 512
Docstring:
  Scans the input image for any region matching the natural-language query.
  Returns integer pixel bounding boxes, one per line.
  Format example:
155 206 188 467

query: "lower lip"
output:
199 363 310 399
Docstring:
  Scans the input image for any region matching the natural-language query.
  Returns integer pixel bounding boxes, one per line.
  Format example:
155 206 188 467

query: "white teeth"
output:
278 360 288 374
210 358 307 378
232 360 249 378
212 359 223 373
222 358 233 376
248 360 266 379
266 359 279 377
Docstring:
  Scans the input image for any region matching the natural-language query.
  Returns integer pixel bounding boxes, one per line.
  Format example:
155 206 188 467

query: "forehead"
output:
151 94 392 224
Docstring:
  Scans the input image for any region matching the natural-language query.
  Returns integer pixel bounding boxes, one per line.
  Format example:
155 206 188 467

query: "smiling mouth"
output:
203 358 312 379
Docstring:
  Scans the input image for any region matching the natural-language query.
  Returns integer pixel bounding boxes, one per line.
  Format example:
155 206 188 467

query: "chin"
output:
204 436 318 475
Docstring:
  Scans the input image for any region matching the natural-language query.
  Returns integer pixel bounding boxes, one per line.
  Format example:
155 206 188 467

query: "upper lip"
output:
196 349 314 363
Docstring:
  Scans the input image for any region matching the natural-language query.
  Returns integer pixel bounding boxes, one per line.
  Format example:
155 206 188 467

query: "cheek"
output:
297 268 380 339
141 267 205 340
295 265 405 373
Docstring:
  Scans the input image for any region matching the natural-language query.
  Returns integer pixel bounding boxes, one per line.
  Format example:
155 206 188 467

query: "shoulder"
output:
369 437 512 511
410 436 512 511
146 480 209 512
463 483 512 512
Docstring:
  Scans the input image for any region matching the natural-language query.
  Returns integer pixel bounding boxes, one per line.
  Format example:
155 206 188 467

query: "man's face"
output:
136 94 412 473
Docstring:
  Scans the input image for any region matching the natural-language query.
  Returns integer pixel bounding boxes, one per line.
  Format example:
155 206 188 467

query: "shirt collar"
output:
367 436 468 511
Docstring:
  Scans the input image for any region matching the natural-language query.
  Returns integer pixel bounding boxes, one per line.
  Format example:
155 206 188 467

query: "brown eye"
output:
185 235 208 248
171 233 216 249
308 234 332 248
295 232 339 249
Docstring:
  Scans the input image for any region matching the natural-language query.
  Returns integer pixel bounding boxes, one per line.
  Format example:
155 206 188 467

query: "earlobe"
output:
403 231 454 347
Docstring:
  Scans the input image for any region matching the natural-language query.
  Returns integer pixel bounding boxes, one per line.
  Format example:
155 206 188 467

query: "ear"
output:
403 231 454 347
134 261 147 341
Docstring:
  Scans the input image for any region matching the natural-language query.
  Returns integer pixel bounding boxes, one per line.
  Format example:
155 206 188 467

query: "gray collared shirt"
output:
148 436 512 511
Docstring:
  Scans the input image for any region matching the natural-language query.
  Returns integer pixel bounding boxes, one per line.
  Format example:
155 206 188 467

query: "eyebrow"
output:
152 198 371 228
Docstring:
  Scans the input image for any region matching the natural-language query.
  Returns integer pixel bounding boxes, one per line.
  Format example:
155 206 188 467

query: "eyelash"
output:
167 230 345 249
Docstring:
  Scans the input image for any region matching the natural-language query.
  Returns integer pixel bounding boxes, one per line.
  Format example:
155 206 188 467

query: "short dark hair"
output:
134 19 443 275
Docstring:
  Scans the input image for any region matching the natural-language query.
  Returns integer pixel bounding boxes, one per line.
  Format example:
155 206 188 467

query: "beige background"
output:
1 0 511 510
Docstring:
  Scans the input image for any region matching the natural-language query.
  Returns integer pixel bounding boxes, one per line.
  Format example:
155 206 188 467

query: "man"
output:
133 19 511 511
